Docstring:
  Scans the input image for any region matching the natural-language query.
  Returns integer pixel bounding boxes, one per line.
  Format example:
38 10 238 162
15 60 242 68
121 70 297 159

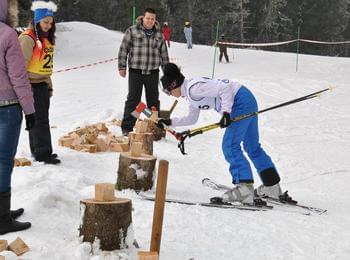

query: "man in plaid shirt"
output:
118 8 169 135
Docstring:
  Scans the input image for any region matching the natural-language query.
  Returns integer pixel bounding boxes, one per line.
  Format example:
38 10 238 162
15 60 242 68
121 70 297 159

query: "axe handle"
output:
168 100 178 115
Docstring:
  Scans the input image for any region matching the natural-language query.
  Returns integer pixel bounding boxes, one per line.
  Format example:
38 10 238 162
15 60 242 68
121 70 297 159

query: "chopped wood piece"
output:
8 237 29 256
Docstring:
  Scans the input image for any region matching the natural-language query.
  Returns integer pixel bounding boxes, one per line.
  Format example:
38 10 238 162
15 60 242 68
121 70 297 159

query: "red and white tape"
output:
217 38 350 47
217 39 297 47
53 57 180 74
53 57 118 73
299 39 350 45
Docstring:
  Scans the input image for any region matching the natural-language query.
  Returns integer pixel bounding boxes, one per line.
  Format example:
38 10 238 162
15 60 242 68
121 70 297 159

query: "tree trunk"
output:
79 198 132 251
117 153 157 191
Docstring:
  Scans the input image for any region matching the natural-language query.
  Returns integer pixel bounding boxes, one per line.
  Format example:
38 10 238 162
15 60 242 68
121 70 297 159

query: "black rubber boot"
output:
10 208 24 219
0 191 31 235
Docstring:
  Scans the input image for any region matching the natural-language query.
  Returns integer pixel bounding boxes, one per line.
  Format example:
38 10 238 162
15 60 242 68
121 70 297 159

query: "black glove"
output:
25 113 35 130
219 112 231 128
156 118 172 129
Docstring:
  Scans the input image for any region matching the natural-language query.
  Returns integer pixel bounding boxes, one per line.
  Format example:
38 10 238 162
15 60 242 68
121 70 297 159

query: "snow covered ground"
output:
1 22 350 260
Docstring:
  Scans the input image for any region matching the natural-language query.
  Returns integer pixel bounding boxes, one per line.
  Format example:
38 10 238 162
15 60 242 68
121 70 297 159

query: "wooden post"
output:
150 160 169 254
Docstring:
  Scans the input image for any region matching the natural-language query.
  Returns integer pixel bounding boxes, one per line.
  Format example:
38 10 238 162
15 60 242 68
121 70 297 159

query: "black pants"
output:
121 70 160 132
219 49 229 62
29 82 53 160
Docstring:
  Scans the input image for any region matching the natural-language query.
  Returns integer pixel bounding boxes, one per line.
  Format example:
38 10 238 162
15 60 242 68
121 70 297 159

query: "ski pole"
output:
176 86 332 154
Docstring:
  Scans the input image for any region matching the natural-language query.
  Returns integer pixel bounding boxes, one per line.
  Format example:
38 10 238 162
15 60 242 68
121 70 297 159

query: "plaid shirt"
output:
118 19 169 75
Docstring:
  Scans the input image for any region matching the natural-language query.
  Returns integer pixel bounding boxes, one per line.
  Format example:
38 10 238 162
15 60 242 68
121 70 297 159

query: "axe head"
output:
131 102 147 119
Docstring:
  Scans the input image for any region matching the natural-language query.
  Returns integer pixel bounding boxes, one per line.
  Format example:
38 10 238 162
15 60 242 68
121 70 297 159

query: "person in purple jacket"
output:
0 0 35 235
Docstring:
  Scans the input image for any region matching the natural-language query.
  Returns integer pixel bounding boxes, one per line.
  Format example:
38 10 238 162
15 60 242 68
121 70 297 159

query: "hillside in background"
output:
0 22 349 259
18 0 350 57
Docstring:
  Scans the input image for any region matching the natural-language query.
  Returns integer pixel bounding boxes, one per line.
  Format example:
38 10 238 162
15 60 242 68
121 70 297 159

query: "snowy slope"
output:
1 22 350 260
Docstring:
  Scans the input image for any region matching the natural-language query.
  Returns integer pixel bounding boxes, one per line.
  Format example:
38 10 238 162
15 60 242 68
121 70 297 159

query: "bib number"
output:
43 54 53 69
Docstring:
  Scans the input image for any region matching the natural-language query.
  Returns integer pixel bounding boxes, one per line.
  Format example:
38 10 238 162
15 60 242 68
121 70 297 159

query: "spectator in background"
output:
118 8 169 136
162 21 171 48
18 1 61 164
218 34 230 63
184 21 192 49
0 0 34 235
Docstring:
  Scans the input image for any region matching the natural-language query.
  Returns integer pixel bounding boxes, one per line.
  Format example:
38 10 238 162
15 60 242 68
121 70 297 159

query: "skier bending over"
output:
158 63 284 205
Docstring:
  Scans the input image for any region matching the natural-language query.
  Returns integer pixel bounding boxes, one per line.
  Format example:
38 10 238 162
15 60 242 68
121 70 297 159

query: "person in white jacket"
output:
158 63 284 205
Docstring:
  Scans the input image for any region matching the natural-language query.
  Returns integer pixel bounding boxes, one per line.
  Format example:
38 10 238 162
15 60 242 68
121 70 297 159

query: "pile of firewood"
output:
58 123 129 153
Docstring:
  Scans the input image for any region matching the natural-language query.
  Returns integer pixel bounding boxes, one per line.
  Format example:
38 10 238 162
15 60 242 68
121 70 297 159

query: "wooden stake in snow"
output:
150 160 169 254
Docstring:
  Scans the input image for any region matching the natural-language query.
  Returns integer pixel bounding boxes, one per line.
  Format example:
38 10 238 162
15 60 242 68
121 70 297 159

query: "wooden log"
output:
81 144 97 153
137 251 159 260
0 240 8 252
116 152 156 191
79 198 132 251
13 158 31 167
130 142 143 157
109 142 129 152
128 133 153 155
150 160 169 254
94 138 108 152
95 183 115 201
58 136 74 147
135 120 150 134
8 237 29 256
95 122 109 133
86 133 98 144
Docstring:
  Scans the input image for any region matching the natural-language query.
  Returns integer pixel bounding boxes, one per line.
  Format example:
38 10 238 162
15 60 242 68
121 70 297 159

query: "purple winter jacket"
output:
0 0 34 115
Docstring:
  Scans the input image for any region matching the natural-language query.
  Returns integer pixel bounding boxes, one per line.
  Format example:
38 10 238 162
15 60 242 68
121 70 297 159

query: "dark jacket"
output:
118 16 169 75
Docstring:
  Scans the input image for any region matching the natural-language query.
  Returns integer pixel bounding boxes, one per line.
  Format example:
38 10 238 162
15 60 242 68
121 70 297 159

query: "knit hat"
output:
31 1 57 48
160 63 185 94
31 1 57 24
164 21 168 26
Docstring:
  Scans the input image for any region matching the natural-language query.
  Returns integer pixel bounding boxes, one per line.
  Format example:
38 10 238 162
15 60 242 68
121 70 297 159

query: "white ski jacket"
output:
171 77 242 127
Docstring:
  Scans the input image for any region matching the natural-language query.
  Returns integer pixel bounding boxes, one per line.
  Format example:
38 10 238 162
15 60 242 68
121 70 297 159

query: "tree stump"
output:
117 152 156 191
128 132 154 155
79 198 132 251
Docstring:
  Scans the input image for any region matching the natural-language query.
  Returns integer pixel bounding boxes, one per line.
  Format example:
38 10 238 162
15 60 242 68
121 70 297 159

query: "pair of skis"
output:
139 178 327 215
202 178 327 215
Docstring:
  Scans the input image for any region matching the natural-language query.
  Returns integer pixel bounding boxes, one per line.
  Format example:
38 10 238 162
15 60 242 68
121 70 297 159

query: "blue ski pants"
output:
222 86 276 184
